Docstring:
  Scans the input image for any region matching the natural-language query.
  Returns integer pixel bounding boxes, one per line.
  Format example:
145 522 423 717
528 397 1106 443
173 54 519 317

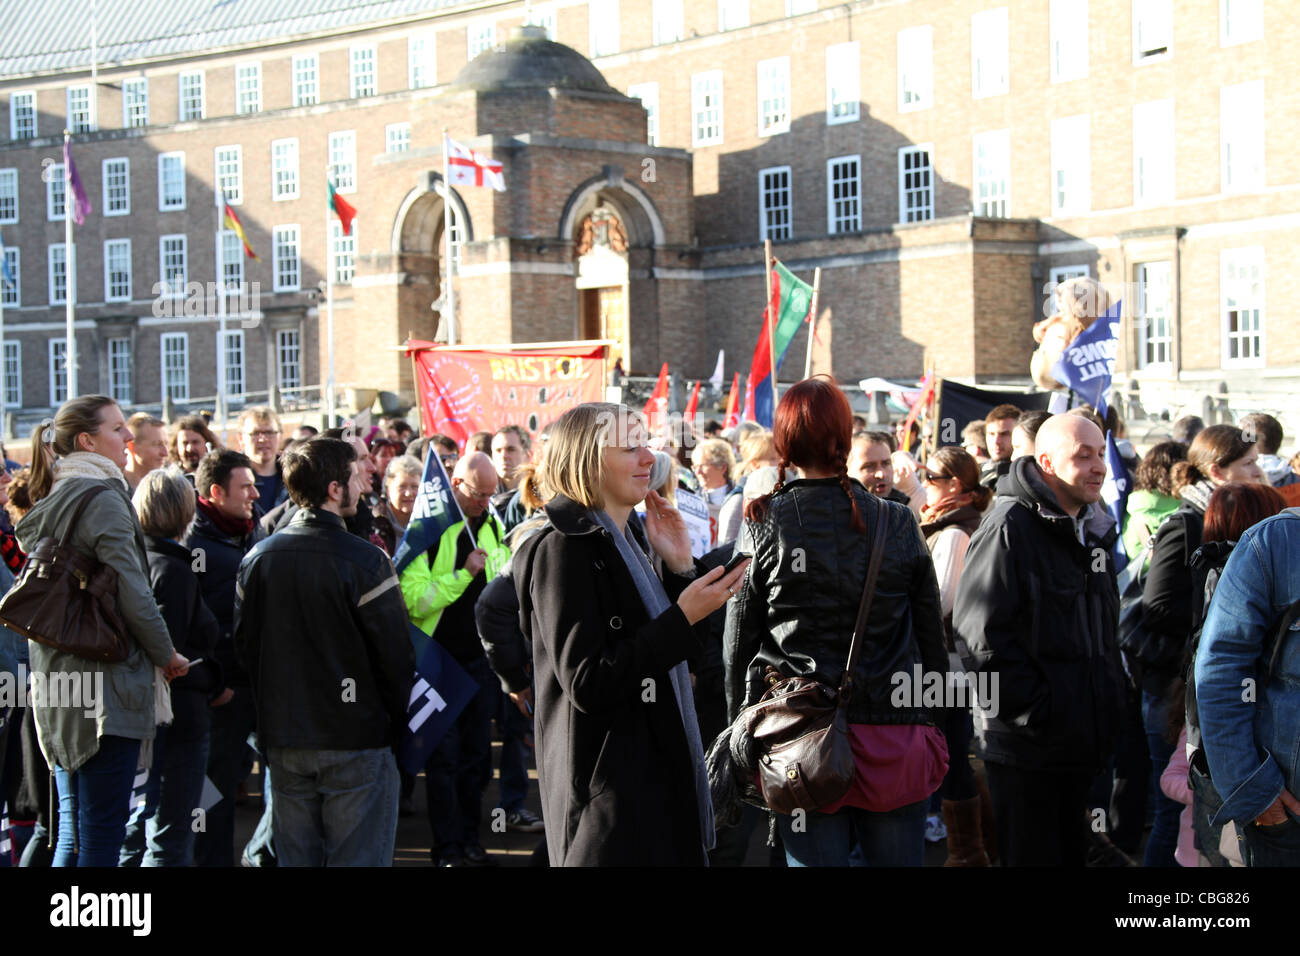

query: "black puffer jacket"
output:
233 508 414 751
1139 500 1204 696
722 477 947 725
954 458 1125 773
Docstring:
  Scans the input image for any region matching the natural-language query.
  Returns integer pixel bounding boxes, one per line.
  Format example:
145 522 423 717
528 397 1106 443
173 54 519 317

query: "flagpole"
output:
803 266 821 379
763 239 776 419
215 189 228 433
325 170 337 425
63 129 77 400
441 129 458 347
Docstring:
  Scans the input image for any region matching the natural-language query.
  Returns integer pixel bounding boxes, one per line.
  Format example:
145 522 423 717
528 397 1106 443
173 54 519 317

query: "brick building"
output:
0 0 1294 426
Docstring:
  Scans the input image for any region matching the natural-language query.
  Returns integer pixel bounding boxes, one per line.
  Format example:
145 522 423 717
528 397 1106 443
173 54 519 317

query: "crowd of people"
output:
0 374 1297 868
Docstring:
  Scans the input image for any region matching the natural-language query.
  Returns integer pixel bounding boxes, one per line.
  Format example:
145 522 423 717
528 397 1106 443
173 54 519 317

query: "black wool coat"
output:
513 494 707 867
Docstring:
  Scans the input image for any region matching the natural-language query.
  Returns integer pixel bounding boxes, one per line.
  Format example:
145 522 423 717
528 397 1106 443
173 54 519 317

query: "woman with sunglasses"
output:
918 447 994 864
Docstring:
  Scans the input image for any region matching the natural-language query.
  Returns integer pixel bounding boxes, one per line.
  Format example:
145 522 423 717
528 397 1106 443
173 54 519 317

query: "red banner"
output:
406 341 608 449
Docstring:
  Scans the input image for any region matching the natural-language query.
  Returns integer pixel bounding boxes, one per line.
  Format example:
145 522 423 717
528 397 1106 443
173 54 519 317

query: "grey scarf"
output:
590 508 715 855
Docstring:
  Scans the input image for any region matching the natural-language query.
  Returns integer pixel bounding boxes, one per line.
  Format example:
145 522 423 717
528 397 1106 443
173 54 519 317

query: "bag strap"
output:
837 495 891 705
57 484 113 550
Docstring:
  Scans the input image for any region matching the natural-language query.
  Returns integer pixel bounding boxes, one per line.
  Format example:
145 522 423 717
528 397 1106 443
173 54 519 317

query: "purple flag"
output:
62 141 92 225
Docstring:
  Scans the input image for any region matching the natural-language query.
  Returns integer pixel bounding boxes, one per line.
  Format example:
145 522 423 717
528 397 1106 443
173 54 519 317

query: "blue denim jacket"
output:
1194 509 1300 825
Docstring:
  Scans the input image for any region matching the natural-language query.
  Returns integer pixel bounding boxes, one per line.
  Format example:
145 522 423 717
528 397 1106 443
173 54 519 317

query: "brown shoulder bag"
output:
0 484 130 663
744 498 889 815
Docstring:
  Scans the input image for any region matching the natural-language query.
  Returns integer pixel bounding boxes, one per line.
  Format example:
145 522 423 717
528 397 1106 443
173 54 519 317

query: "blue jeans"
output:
424 655 493 861
196 686 257 867
1142 690 1181 867
777 799 927 867
53 735 142 867
120 726 210 867
267 747 399 866
495 688 531 814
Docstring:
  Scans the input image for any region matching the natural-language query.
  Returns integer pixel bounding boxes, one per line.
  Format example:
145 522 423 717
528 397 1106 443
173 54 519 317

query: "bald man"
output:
398 450 512 867
953 414 1125 866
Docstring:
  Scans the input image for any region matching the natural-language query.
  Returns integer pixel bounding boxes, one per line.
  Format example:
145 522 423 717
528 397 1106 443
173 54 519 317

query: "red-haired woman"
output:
723 377 949 867
1177 481 1286 866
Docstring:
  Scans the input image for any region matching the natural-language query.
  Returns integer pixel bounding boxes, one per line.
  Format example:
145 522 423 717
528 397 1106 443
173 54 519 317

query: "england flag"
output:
446 136 507 192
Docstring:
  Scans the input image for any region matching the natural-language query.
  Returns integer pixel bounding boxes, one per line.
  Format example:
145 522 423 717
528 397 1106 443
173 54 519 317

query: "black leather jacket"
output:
722 477 948 726
233 508 414 751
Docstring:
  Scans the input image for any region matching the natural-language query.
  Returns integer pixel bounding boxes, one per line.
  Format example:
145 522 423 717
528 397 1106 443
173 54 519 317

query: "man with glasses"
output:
239 407 288 518
124 413 170 493
399 452 511 867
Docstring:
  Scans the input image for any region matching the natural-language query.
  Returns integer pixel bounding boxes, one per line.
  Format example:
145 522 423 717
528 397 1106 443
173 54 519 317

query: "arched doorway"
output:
575 206 629 367
391 178 472 343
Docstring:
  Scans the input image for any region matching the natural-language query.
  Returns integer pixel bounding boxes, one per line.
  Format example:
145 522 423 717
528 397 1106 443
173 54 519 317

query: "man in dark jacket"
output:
954 414 1125 866
182 448 264 867
234 437 414 866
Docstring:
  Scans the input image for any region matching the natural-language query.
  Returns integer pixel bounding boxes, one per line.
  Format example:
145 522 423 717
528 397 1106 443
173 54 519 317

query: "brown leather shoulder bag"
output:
744 497 889 815
0 484 130 663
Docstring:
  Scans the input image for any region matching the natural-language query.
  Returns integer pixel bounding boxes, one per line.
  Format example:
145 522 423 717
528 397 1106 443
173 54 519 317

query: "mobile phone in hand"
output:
722 552 751 575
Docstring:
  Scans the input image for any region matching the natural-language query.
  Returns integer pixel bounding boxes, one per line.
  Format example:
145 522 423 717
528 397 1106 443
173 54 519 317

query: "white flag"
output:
708 350 725 391
446 137 506 192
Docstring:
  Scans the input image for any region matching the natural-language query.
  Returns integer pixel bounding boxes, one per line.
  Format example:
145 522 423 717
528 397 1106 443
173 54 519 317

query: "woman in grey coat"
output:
15 395 188 866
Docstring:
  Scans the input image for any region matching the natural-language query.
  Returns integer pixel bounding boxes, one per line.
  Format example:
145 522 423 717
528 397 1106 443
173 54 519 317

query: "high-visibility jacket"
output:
399 513 510 638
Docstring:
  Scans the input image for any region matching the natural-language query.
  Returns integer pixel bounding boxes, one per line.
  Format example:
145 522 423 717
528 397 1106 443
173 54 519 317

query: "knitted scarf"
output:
51 451 129 490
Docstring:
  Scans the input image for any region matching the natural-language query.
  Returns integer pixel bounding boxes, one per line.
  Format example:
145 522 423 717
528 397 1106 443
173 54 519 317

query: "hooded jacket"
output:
953 457 1125 773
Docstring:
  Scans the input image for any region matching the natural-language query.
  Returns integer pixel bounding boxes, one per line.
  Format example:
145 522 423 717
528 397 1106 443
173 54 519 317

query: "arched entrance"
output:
575 206 629 367
391 178 472 343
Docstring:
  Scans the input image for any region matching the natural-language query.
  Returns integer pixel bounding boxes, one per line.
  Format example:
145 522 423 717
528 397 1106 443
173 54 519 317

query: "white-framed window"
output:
122 78 149 127
898 145 934 223
102 158 129 216
331 220 356 284
350 45 377 98
160 332 189 402
10 92 36 140
1135 260 1172 369
973 129 1010 217
626 83 659 147
236 62 262 115
757 57 790 137
691 71 723 146
971 8 1009 98
178 71 205 121
277 329 302 391
218 230 244 293
526 5 557 39
826 42 860 124
786 0 817 13
2 341 21 407
826 155 860 234
273 226 301 292
272 138 299 200
1221 247 1264 366
1221 0 1262 46
48 243 67 304
590 0 619 56
215 146 242 204
0 169 17 223
653 0 683 45
759 165 792 241
1133 99 1174 206
67 85 95 133
49 338 68 407
408 34 436 89
328 131 356 193
719 0 748 31
898 26 933 111
445 203 464 269
468 22 496 60
386 123 411 154
292 54 319 107
1050 264 1088 287
46 164 66 222
1133 0 1172 63
221 329 245 398
1 246 19 306
1050 0 1089 82
159 234 187 297
103 238 132 302
158 152 186 211
1221 81 1264 193
1050 113 1090 215
107 337 131 404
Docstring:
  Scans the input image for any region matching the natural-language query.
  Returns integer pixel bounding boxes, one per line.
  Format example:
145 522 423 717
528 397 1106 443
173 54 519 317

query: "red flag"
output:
723 373 741 429
683 381 701 422
643 363 669 430
329 181 357 236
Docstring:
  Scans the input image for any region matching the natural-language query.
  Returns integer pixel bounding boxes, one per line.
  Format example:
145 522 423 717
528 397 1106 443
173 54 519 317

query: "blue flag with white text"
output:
1051 300 1122 416
1102 431 1132 575
393 448 459 576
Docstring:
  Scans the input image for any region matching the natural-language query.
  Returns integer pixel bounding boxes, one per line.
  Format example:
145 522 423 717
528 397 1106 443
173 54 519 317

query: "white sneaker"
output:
924 814 948 843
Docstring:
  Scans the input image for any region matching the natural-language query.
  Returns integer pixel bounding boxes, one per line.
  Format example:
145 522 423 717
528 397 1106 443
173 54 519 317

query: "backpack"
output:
1117 510 1193 677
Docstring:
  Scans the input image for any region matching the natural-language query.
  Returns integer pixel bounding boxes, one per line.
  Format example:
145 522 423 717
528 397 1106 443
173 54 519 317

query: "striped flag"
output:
328 180 357 236
223 198 260 261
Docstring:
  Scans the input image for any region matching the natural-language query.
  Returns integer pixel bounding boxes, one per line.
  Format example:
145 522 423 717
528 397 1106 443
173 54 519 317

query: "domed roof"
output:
450 25 618 95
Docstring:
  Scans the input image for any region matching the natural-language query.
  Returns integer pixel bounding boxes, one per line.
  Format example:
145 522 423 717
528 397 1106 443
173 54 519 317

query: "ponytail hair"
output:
28 394 118 503
931 445 993 512
1170 424 1253 499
